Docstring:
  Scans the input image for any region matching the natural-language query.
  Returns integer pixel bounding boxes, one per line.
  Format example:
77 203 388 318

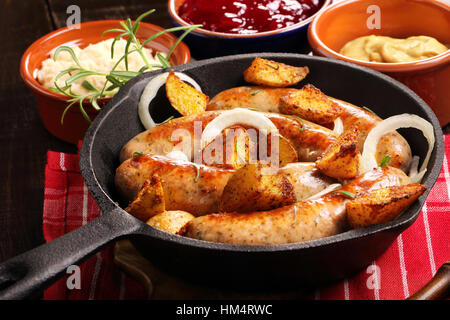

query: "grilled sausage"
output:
115 156 334 216
207 86 298 113
120 111 337 164
181 166 410 245
115 154 234 216
207 87 412 172
278 162 335 200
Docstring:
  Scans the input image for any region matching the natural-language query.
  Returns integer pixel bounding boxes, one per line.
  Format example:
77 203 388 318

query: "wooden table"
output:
1 0 449 266
0 0 173 264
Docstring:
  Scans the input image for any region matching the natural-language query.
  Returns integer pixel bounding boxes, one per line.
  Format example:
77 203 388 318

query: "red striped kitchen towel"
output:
42 137 450 300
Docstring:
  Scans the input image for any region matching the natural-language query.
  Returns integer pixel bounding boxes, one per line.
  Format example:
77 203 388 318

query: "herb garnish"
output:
250 89 261 96
362 106 376 115
191 163 200 182
332 190 356 198
50 10 201 124
379 155 391 167
133 151 144 157
291 115 305 132
235 141 246 164
156 115 174 126
292 205 298 225
265 63 279 70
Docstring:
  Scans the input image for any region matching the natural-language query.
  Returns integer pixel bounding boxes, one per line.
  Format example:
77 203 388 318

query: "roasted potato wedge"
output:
243 57 309 87
166 70 209 116
202 126 251 170
146 210 195 234
125 175 165 221
279 84 342 127
220 162 296 212
267 133 299 167
346 184 427 229
203 128 297 169
316 127 360 180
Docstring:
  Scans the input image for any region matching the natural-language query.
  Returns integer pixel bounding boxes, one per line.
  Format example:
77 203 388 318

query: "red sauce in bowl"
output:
178 0 323 34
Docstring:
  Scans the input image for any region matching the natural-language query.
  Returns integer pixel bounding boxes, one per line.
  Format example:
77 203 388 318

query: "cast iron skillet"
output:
0 53 444 299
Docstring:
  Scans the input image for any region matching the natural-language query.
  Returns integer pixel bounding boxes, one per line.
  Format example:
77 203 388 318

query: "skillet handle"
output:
407 261 450 300
0 208 144 300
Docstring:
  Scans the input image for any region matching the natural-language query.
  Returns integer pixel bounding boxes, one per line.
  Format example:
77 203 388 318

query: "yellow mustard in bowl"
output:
340 35 448 63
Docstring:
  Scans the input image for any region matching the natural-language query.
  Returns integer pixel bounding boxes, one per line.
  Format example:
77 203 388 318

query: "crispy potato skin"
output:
206 86 412 172
279 84 342 127
203 128 298 169
147 210 195 234
166 70 209 116
182 167 409 245
219 163 297 213
268 134 299 167
243 57 309 87
202 126 249 170
125 176 165 221
316 127 361 180
346 184 426 229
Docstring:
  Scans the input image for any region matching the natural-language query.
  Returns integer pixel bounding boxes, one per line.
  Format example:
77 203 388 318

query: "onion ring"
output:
333 117 344 135
360 114 435 183
201 108 279 149
138 72 202 129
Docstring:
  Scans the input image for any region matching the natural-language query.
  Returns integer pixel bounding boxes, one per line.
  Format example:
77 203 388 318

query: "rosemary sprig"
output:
235 140 246 164
291 115 305 132
191 163 200 182
132 151 144 157
362 106 376 115
332 190 356 198
156 115 174 126
264 63 279 70
51 9 201 124
379 155 391 167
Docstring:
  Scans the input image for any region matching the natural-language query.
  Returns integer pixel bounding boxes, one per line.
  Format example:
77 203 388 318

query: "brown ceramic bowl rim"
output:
308 0 450 73
168 0 332 39
20 19 191 103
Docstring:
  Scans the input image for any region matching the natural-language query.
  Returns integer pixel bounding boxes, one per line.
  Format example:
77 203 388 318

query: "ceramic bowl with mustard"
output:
308 0 450 126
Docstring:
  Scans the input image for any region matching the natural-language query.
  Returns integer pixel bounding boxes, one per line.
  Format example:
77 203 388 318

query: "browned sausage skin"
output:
115 154 235 216
207 87 412 172
115 156 335 216
119 111 337 164
332 98 412 172
116 108 342 216
181 166 410 245
207 86 298 113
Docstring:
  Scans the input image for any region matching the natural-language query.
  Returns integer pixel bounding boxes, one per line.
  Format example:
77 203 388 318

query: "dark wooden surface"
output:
1 0 449 265
0 0 171 263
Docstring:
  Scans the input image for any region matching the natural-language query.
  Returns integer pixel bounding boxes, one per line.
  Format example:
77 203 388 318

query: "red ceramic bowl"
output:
308 0 450 126
20 20 191 144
